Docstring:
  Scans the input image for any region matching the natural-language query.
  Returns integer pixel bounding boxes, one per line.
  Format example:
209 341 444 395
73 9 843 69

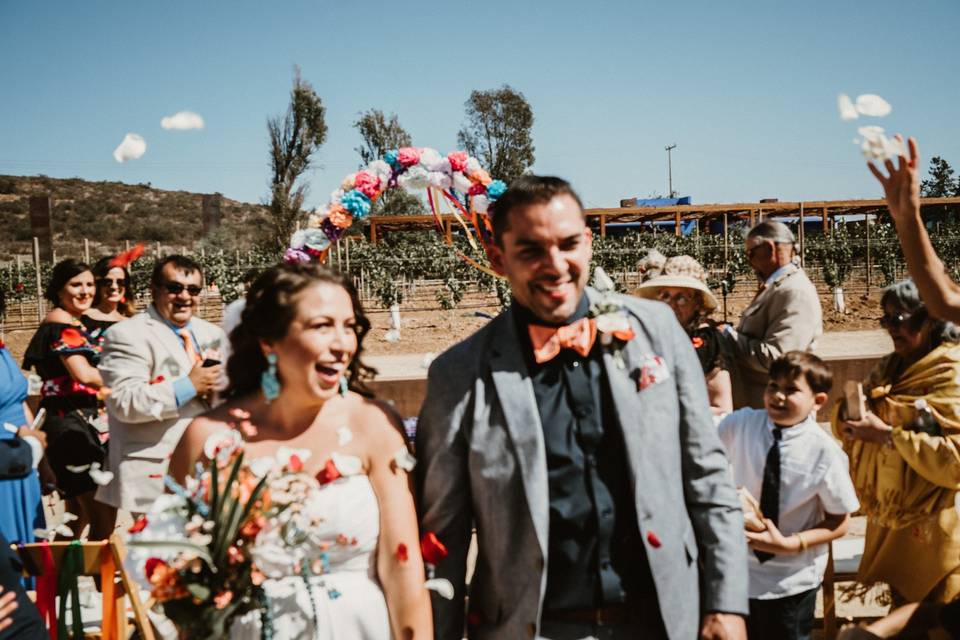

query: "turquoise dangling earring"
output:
338 376 349 397
261 353 280 402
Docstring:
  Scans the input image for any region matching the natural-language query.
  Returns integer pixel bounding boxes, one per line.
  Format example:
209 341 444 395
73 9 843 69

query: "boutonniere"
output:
589 267 635 369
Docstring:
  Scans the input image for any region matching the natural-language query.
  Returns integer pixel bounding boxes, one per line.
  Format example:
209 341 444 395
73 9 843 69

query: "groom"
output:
416 176 748 639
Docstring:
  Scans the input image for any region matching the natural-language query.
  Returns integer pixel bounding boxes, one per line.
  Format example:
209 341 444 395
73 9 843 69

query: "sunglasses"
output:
97 278 127 288
879 311 913 330
162 282 203 296
657 290 695 307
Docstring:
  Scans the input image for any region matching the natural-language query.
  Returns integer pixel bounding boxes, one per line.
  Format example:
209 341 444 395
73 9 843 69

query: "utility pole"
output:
665 144 677 198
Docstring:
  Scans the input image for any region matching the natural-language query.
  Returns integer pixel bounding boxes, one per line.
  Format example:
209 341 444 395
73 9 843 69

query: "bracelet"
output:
795 532 808 552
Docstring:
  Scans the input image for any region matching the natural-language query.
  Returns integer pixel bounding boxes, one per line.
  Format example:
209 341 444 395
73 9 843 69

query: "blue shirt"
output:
155 307 200 408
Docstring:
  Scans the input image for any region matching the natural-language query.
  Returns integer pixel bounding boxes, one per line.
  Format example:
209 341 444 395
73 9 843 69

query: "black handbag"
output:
0 437 34 480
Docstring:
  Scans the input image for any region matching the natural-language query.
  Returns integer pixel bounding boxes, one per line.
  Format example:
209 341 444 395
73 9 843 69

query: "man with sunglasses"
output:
724 221 822 409
96 255 226 515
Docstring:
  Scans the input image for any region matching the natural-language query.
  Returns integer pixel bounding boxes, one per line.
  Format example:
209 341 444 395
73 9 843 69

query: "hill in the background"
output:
0 175 271 259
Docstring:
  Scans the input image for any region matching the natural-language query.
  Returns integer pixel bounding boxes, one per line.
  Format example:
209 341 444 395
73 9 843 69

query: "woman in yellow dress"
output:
835 279 960 607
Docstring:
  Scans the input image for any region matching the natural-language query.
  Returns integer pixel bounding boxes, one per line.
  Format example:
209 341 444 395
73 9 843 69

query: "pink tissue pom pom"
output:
398 147 421 166
354 172 380 199
448 151 468 172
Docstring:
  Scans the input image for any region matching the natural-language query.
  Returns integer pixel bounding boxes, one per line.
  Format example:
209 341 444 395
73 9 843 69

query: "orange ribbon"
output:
528 318 597 364
100 545 117 640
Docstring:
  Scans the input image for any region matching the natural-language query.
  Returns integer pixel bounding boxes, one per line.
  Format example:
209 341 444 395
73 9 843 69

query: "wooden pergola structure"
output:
366 196 960 244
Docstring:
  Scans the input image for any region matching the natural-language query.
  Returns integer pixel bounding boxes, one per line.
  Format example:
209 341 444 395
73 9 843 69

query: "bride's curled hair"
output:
226 262 375 398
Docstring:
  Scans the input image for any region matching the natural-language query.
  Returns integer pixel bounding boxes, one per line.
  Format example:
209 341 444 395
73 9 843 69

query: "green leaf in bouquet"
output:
212 452 245 560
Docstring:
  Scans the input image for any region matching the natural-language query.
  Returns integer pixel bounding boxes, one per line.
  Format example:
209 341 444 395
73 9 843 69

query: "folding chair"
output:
15 534 155 640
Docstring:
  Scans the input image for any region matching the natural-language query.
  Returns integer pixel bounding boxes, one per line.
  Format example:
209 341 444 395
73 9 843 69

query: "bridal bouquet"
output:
126 428 326 638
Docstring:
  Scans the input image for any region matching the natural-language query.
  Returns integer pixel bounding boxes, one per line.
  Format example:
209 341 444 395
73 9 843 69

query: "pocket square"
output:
637 354 670 391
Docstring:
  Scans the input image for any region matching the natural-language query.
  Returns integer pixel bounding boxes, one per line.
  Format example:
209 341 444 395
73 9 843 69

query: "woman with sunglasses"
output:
22 259 114 540
637 254 734 415
85 256 136 336
834 279 960 609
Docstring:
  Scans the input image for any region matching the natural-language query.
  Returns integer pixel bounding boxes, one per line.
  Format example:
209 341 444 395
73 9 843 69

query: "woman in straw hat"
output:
637 253 734 416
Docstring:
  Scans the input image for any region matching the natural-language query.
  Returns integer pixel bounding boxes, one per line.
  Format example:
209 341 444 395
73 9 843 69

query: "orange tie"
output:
528 317 597 364
178 328 202 364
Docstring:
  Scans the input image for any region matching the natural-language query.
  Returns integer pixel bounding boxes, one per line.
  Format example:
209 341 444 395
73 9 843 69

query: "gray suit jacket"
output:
416 289 748 640
731 263 822 408
96 306 225 512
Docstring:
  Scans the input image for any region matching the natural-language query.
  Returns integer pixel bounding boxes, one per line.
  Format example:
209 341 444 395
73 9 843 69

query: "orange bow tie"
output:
528 317 597 364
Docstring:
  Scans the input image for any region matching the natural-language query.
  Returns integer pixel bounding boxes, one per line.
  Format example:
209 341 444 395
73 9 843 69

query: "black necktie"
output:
756 427 782 563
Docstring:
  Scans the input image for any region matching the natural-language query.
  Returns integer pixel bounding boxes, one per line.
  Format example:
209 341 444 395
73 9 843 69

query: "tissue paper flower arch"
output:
285 147 506 274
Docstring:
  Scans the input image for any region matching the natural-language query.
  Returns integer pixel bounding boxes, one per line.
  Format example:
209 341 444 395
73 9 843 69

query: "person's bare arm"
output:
366 404 433 639
746 512 849 555
61 353 104 387
869 136 960 322
706 368 733 415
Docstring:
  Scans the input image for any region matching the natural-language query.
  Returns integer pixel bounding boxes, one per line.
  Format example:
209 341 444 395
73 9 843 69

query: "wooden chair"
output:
15 534 155 640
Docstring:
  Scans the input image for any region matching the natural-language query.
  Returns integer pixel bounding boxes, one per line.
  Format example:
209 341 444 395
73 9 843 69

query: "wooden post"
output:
822 207 829 232
866 213 872 290
84 238 90 264
156 241 161 258
33 237 43 322
444 220 453 245
798 202 805 268
674 211 681 237
370 221 378 245
723 213 729 264
600 214 607 238
345 237 350 273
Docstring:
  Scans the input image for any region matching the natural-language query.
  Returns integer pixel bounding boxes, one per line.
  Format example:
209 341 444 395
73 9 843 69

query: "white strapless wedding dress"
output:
229 474 392 640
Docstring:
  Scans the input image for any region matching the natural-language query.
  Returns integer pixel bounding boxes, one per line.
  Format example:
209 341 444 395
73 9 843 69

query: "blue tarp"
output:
631 197 693 207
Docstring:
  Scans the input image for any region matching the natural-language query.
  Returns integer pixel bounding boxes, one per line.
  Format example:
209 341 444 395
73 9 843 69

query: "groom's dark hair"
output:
490 175 584 246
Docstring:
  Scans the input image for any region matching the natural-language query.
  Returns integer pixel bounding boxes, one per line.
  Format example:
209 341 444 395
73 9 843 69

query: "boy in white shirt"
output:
719 351 859 640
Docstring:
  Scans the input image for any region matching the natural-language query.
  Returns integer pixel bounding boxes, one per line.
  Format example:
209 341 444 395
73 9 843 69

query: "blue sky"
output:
2 1 958 210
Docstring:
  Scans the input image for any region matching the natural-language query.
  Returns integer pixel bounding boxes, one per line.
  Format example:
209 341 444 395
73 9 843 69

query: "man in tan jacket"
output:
724 221 822 408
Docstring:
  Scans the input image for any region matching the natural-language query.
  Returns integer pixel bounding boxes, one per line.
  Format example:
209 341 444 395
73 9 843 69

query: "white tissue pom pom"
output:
332 452 363 476
855 94 892 117
465 157 481 174
472 195 489 214
337 426 353 445
330 189 345 205
837 93 858 121
427 171 452 190
398 166 430 190
418 148 443 169
452 172 473 194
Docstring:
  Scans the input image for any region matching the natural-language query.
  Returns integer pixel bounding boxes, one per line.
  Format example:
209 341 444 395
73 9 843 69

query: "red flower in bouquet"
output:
318 458 341 484
420 532 448 565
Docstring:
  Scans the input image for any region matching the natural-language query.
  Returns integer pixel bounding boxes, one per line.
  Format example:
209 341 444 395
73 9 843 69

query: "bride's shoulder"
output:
344 394 406 447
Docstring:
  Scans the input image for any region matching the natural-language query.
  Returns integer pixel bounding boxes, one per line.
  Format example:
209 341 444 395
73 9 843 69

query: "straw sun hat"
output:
636 254 719 312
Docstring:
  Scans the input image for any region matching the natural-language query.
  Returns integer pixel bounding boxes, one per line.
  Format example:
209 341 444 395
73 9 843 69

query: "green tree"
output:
921 156 959 197
353 109 411 165
457 84 535 183
353 109 424 216
266 68 328 252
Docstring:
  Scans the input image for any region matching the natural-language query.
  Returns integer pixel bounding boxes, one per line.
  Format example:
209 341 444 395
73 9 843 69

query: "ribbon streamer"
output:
35 542 58 638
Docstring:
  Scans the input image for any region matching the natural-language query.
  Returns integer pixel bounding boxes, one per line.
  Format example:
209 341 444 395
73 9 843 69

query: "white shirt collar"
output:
767 413 817 441
764 263 793 286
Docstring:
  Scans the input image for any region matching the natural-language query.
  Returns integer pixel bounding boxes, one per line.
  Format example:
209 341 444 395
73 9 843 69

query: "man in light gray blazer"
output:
725 221 823 408
417 177 748 640
96 256 224 514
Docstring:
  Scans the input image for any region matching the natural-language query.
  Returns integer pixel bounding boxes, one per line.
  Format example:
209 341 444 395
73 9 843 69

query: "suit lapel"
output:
587 288 652 497
489 309 549 559
144 306 192 374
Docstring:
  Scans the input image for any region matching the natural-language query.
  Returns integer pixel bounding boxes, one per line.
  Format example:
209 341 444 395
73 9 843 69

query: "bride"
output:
168 262 432 639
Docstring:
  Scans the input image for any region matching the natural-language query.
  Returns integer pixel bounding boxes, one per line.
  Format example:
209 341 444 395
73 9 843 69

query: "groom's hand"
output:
700 612 746 639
